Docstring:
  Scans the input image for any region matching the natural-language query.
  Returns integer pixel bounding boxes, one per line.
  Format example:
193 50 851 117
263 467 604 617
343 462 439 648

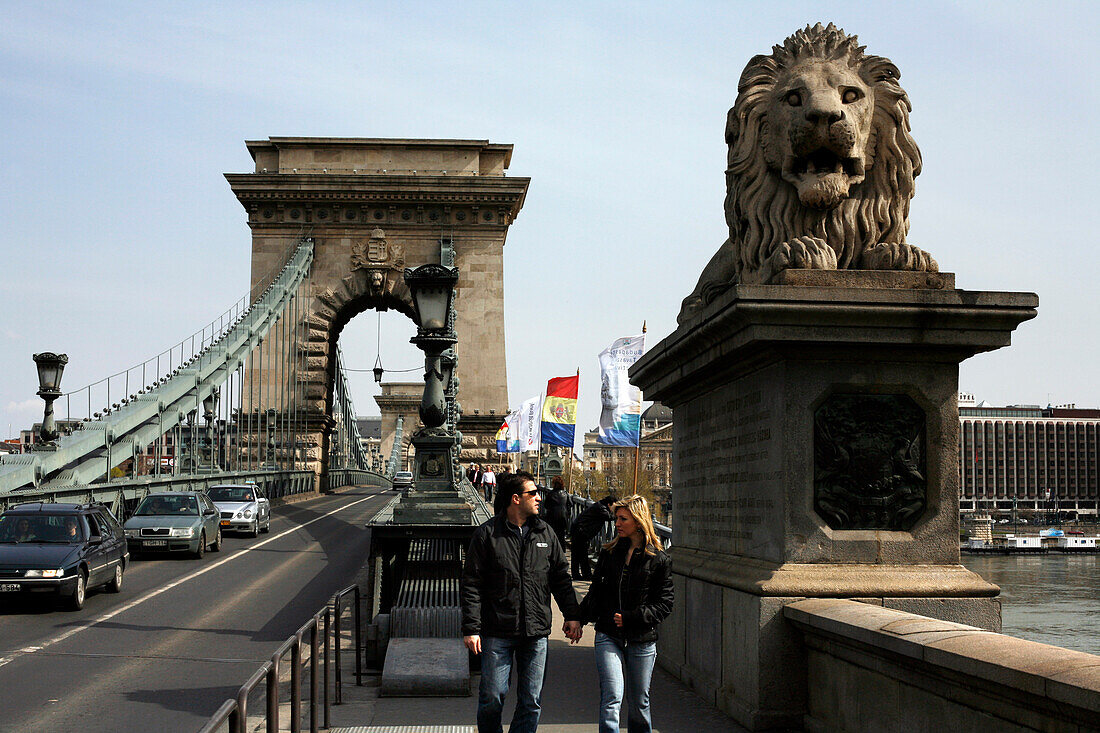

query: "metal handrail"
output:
199 584 359 733
333 585 362 702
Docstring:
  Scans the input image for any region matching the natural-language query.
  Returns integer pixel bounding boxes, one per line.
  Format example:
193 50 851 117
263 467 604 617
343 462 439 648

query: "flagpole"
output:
566 367 579 495
632 321 646 495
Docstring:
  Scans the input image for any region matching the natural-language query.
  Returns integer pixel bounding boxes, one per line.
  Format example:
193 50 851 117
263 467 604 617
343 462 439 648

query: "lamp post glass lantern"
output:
32 352 68 447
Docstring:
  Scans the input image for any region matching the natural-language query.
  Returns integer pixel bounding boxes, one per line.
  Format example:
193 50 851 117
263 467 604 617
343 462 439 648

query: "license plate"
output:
144 539 167 547
220 521 230 527
0 583 20 592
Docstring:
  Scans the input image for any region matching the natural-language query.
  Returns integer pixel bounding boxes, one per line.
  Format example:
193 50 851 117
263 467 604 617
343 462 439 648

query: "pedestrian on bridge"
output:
481 465 496 502
461 470 583 733
570 495 615 580
580 494 674 733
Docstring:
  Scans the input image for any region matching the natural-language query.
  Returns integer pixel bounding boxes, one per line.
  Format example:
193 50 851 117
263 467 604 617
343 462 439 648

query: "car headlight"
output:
25 569 64 578
235 508 253 519
169 527 194 538
124 529 140 538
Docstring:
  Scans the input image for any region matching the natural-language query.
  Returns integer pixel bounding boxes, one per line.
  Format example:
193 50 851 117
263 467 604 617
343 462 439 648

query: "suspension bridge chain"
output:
0 238 375 499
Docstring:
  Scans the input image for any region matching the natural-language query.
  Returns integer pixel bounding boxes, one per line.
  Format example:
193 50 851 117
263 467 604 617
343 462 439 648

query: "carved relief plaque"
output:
813 394 926 531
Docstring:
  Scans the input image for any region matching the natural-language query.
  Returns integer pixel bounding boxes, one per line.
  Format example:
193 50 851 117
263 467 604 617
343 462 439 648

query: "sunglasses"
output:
521 489 540 497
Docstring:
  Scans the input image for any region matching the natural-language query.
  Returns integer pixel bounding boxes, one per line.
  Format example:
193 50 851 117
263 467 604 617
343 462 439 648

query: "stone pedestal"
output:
393 432 471 524
629 272 1037 730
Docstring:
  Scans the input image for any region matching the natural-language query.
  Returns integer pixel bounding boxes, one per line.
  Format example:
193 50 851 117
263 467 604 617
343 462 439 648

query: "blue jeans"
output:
594 631 657 733
477 635 548 733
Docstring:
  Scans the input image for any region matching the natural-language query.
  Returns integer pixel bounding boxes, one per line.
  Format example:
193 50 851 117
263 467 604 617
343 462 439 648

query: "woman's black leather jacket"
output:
580 540 673 643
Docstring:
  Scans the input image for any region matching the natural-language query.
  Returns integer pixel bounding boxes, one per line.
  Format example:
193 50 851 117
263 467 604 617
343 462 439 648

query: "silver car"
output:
123 492 222 558
209 484 271 537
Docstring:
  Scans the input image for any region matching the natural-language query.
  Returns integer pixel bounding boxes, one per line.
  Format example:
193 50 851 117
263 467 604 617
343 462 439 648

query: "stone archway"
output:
227 137 530 484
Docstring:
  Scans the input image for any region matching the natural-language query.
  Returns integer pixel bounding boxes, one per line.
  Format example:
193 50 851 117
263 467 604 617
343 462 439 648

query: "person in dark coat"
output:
569 495 615 580
461 471 583 733
580 494 674 733
541 476 569 550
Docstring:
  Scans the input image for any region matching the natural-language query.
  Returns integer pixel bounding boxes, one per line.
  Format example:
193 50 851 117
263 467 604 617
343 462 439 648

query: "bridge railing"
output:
0 469 315 517
323 468 391 493
199 583 361 733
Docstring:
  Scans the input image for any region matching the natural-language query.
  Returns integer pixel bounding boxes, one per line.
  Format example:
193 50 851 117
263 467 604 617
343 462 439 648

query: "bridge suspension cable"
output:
0 238 374 497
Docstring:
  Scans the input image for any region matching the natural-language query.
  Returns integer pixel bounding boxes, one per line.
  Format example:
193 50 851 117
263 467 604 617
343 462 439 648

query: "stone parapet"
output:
785 599 1100 732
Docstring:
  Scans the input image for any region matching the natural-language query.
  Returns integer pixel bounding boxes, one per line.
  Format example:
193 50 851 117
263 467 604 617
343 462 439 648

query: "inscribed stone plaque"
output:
813 394 926 531
673 368 784 562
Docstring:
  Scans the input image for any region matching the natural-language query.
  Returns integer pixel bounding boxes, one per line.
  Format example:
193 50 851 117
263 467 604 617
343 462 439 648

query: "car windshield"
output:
0 513 86 543
134 495 198 516
396 473 412 479
208 487 255 502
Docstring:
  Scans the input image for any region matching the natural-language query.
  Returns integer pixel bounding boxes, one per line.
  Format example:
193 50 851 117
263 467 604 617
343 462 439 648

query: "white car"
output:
393 471 414 491
209 484 271 537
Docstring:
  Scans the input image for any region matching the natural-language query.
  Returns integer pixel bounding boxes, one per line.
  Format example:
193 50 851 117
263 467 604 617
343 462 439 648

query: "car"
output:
123 492 222 558
393 471 414 491
0 502 128 610
209 484 271 537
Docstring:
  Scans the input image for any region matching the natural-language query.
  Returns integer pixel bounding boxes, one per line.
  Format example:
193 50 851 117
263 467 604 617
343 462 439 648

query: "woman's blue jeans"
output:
594 631 657 733
477 635 548 733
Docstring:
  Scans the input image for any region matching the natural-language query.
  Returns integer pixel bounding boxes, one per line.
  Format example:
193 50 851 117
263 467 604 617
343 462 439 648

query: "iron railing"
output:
199 584 362 733
0 469 315 516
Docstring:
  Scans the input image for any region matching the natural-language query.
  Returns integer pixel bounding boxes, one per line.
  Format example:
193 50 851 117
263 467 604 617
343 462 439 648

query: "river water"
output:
962 554 1100 656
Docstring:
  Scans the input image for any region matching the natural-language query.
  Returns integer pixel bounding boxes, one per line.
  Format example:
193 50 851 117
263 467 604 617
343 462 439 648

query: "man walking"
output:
569 495 615 580
461 471 583 733
481 465 496 503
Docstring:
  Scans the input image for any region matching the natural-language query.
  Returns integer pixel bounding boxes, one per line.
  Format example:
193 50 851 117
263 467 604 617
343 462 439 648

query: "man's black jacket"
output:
579 541 674 643
570 500 613 540
461 514 581 638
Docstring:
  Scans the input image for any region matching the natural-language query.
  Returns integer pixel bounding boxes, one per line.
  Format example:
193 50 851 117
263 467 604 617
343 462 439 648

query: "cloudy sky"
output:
2 1 1097 450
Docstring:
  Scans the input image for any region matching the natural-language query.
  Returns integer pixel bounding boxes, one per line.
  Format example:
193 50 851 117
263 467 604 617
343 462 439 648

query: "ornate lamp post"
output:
197 390 220 472
395 263 471 522
32 352 68 450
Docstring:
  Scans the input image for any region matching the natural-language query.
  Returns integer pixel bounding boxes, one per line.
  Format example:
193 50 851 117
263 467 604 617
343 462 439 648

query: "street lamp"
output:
405 264 457 331
32 352 68 449
396 262 470 514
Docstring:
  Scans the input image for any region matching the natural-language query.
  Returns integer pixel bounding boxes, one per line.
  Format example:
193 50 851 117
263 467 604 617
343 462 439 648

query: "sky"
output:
2 1 1098 453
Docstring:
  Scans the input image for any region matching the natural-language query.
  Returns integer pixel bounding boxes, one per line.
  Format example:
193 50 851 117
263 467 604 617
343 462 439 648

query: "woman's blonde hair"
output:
604 494 663 555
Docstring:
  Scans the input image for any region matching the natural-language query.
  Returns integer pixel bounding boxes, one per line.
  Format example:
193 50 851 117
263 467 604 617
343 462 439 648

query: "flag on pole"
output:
495 410 522 453
516 395 543 453
597 334 645 447
540 375 579 448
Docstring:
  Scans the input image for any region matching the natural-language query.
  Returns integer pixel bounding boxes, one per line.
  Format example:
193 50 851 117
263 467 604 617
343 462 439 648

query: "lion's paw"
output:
864 243 939 272
764 236 838 280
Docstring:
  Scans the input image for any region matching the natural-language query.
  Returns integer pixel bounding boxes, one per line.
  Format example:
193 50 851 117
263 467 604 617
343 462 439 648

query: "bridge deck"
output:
328 576 746 733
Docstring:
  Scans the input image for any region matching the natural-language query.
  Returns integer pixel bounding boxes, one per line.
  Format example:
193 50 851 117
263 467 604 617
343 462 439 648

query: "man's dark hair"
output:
599 494 617 507
494 470 536 515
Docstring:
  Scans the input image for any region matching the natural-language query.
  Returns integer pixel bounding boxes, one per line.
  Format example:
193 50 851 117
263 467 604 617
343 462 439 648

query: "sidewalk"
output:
327 577 746 732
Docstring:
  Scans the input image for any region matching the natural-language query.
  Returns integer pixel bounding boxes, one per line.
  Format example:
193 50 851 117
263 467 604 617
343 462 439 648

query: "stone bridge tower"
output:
227 138 529 481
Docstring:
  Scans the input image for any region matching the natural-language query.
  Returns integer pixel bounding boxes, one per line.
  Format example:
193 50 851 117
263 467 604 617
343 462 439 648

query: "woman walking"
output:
580 495 674 733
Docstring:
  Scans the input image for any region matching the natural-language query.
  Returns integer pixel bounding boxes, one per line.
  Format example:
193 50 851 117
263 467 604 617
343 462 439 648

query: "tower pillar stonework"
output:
227 138 529 482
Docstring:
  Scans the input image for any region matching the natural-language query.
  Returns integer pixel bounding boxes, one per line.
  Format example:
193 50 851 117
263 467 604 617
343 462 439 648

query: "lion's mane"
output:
725 23 922 280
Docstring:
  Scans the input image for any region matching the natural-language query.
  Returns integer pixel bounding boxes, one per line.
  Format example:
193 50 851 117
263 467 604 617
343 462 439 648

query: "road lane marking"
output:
0 491 381 670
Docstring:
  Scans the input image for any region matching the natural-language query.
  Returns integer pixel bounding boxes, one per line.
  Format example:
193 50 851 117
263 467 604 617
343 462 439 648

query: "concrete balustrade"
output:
784 599 1100 732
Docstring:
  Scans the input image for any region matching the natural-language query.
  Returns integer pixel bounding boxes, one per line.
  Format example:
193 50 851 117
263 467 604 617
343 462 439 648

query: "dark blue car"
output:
0 502 128 610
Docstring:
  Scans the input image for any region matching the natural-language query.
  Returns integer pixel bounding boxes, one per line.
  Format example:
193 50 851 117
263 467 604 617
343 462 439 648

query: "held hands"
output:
464 635 482 655
563 620 583 644
613 613 623 627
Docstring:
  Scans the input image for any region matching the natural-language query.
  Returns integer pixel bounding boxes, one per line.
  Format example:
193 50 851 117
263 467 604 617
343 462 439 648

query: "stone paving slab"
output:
328 576 747 732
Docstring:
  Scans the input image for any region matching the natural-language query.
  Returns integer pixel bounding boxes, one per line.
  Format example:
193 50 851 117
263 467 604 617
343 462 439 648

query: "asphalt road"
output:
0 484 393 732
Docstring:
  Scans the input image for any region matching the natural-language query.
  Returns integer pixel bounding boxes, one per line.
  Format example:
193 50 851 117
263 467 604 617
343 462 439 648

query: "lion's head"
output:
725 23 922 279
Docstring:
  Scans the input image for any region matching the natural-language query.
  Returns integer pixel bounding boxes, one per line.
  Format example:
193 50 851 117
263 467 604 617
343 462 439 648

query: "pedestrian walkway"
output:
326 576 746 732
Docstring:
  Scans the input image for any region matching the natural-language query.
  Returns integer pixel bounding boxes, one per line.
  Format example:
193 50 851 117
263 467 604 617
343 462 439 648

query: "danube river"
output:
963 554 1100 656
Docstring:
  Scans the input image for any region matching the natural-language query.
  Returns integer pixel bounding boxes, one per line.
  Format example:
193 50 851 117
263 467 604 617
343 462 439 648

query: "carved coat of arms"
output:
350 228 405 297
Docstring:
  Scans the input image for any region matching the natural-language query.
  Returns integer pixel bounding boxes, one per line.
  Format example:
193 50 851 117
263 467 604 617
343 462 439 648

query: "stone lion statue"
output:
679 23 936 323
